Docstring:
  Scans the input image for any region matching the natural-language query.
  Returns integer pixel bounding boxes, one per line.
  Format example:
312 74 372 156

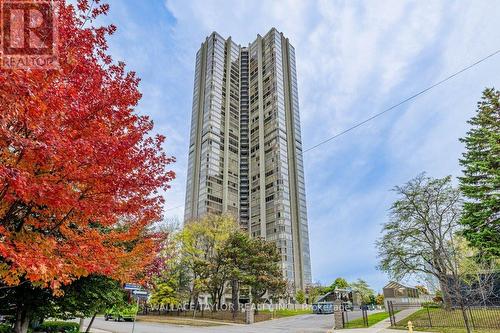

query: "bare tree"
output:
377 174 461 306
376 174 500 333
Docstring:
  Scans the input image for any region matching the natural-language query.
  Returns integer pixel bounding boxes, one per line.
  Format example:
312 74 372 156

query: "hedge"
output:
421 302 442 308
37 321 79 333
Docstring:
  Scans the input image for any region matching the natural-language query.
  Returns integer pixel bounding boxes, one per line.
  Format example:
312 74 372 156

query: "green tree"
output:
325 277 349 293
375 293 384 306
246 236 287 308
0 276 125 333
295 290 306 304
148 228 190 308
306 284 326 304
178 214 237 310
149 282 178 308
334 278 349 288
57 276 126 332
458 88 500 260
349 279 375 304
220 230 252 318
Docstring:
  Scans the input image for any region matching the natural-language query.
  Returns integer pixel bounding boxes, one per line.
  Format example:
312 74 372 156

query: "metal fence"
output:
388 301 500 330
341 308 369 328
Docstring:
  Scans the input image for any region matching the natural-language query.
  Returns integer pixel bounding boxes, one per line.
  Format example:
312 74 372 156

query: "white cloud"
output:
103 0 500 291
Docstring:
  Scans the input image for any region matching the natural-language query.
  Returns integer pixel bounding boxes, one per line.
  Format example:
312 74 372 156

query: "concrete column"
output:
191 41 208 218
334 300 343 329
281 34 303 291
245 303 254 324
222 38 233 213
256 36 266 238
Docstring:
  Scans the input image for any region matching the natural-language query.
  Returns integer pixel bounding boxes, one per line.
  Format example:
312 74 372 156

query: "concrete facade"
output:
184 28 311 290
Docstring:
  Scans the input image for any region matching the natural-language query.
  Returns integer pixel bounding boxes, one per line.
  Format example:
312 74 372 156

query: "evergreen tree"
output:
295 290 306 304
459 88 500 260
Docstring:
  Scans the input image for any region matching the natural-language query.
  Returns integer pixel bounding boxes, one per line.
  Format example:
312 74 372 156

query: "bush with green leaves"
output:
0 324 11 333
421 302 442 308
37 321 79 333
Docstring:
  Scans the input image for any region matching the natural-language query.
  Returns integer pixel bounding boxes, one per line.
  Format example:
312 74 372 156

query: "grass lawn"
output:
344 311 391 328
408 328 500 333
392 307 500 333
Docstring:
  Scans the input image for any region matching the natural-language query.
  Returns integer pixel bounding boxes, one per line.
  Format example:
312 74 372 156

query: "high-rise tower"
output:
184 28 311 290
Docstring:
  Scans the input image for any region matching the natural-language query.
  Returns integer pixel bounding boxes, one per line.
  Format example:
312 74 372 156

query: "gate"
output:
341 306 369 328
387 301 422 326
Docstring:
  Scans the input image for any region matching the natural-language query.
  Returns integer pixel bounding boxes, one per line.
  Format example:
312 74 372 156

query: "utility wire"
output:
303 48 500 153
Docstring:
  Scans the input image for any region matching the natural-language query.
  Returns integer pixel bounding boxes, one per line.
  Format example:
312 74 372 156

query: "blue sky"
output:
97 0 500 292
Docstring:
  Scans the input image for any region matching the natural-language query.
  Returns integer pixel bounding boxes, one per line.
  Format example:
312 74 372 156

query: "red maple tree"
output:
0 0 175 301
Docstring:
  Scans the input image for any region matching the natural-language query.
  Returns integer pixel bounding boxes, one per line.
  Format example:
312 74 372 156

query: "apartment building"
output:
184 28 311 290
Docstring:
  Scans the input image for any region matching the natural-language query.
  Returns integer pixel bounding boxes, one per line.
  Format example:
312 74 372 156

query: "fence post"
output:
388 302 393 327
387 302 391 326
245 303 254 324
426 306 432 327
333 300 344 329
345 307 349 327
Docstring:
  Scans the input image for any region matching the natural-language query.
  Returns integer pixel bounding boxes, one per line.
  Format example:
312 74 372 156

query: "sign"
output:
1 0 60 69
132 290 149 296
124 283 142 290
312 302 334 314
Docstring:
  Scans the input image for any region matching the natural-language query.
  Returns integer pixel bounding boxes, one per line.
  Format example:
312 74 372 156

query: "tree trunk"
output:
85 312 97 333
476 273 487 306
14 305 30 333
193 292 199 318
438 276 453 309
459 303 472 333
79 318 85 332
217 289 223 312
231 278 239 319
210 291 217 312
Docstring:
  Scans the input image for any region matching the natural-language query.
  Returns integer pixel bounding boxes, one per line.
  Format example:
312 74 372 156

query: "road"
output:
85 310 376 333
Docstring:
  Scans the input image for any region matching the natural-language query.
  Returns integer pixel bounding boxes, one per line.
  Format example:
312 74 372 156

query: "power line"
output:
303 48 500 153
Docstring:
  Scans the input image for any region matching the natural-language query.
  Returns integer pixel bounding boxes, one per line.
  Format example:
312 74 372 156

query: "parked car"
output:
342 302 354 311
104 304 138 322
359 304 376 311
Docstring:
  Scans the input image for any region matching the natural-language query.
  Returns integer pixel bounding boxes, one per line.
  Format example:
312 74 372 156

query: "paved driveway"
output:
85 310 375 333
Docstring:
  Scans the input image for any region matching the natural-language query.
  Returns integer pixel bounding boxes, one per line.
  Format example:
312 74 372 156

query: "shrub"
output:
422 302 442 308
0 324 11 333
37 321 79 333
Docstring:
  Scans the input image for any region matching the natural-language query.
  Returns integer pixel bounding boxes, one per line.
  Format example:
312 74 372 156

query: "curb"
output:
83 328 114 333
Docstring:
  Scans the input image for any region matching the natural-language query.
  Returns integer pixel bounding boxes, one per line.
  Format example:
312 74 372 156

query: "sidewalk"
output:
331 329 415 333
83 327 114 333
329 308 431 333
369 307 419 330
